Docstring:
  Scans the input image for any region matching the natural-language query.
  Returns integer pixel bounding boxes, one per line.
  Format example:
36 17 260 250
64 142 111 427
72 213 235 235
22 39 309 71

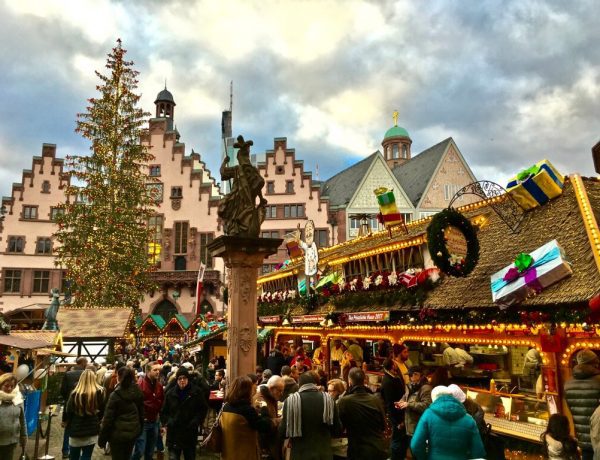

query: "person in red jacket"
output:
132 361 164 460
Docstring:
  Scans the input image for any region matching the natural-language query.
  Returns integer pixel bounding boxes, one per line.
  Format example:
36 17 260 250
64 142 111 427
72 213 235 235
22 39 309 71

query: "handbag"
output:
202 405 224 453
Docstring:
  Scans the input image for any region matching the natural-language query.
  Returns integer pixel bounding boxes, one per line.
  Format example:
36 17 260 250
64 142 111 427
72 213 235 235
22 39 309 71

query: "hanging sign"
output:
346 311 390 322
291 314 325 324
259 315 281 324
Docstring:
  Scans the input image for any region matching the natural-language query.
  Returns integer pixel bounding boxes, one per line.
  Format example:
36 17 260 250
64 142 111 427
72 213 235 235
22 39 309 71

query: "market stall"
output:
257 173 600 454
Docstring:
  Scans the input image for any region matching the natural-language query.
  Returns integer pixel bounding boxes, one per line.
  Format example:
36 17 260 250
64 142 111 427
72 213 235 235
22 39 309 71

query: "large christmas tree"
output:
54 40 157 310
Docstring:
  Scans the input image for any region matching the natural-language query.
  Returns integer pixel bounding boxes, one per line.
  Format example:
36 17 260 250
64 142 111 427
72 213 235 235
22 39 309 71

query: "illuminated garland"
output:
427 208 479 277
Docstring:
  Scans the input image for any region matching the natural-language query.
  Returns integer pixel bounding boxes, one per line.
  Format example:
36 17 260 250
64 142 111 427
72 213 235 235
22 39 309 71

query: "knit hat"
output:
431 385 452 402
182 362 194 370
176 367 190 379
577 348 599 365
448 384 466 403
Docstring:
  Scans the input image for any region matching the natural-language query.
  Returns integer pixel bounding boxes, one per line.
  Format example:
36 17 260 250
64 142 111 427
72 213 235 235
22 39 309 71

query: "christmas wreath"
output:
427 208 479 277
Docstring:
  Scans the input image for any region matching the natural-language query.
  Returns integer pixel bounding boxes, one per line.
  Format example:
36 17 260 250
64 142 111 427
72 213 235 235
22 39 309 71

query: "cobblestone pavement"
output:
24 415 219 460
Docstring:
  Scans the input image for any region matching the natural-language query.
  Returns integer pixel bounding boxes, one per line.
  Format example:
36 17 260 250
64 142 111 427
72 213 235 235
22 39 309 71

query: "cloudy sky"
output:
1 0 598 199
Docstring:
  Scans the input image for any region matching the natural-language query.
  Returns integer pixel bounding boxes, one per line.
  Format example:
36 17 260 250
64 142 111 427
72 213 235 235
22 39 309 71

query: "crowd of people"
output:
58 355 219 460
3 342 600 459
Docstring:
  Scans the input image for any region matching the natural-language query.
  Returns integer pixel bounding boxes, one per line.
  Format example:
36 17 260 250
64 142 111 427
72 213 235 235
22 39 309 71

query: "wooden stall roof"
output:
11 330 61 349
57 307 133 339
0 335 50 349
424 176 600 309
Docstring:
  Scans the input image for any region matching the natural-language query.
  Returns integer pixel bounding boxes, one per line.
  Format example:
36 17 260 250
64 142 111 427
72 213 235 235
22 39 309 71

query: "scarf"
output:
285 383 334 438
0 387 24 406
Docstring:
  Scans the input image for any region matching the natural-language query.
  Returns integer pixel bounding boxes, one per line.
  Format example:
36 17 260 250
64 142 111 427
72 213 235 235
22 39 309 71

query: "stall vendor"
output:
392 344 412 386
442 343 461 368
330 338 346 364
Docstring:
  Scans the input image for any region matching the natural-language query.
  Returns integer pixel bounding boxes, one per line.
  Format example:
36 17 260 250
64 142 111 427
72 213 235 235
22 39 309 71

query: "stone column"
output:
208 236 281 383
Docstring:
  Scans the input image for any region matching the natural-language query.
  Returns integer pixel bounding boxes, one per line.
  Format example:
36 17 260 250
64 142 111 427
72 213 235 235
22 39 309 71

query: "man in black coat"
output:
380 358 407 460
565 348 600 460
266 344 286 376
60 356 87 458
338 368 387 460
160 367 208 460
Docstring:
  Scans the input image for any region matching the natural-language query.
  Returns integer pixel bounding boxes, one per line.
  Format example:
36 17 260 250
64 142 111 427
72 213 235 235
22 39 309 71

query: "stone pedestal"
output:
208 235 282 383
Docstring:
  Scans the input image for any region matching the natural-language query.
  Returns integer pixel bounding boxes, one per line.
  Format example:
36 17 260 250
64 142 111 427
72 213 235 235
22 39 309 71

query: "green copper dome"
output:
384 125 410 139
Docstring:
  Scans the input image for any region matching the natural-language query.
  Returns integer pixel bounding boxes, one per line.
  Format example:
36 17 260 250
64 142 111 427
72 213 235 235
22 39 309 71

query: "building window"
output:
41 181 51 193
276 166 285 174
7 237 24 253
262 264 278 274
174 255 187 271
3 269 21 293
370 218 379 230
171 186 183 198
33 270 50 293
284 204 304 218
50 207 64 221
61 272 72 295
149 165 161 177
315 229 328 248
261 230 279 239
444 184 452 201
200 233 214 268
402 145 408 159
286 181 294 193
23 206 38 219
148 216 163 246
419 211 437 219
402 213 412 224
266 182 275 194
392 144 399 159
174 222 188 254
265 205 277 219
350 218 360 230
36 238 52 254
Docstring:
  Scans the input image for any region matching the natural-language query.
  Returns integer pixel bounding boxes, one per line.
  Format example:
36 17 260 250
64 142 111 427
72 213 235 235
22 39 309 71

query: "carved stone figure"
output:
43 288 60 330
218 135 267 237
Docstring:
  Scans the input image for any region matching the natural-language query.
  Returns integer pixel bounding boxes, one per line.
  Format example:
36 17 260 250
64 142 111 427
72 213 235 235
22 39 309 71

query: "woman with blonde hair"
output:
0 372 26 460
63 369 105 459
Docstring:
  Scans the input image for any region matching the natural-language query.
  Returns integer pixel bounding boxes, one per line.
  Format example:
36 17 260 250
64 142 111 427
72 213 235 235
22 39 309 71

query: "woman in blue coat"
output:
410 386 485 460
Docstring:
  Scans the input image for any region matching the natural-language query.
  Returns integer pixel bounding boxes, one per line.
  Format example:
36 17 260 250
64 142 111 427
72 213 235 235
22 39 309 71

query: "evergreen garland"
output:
427 208 479 277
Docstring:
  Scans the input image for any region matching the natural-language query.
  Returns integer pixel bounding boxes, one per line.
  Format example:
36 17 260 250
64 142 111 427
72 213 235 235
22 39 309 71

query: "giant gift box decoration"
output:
490 239 572 306
506 159 564 210
374 187 404 228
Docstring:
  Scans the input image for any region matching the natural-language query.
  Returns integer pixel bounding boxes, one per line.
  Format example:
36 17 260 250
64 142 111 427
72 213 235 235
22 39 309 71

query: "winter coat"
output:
253 385 281 460
137 376 164 422
338 385 387 460
0 389 26 447
380 370 405 426
543 433 580 460
278 387 341 460
160 383 208 449
99 384 144 446
463 397 486 438
404 382 432 436
410 394 486 460
63 389 105 438
564 363 600 451
60 367 84 402
222 400 270 460
590 404 600 460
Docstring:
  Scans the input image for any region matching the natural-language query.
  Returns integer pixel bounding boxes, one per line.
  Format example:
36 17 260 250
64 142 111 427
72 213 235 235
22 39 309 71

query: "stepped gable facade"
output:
256 137 330 273
138 88 224 320
0 144 70 313
0 88 225 322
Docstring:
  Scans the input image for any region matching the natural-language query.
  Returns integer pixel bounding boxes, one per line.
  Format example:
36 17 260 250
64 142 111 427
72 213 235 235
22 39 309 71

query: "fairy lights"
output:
571 174 600 273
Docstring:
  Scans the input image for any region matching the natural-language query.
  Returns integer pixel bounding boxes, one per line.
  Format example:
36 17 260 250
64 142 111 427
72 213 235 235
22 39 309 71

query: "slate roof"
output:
321 152 380 208
392 137 452 207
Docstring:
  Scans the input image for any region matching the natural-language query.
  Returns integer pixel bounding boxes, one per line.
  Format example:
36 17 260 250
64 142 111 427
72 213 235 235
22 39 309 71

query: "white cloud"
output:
5 0 129 44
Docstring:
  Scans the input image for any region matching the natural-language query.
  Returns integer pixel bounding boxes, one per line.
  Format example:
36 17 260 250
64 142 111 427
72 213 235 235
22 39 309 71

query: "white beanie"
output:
448 384 466 403
431 385 452 402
